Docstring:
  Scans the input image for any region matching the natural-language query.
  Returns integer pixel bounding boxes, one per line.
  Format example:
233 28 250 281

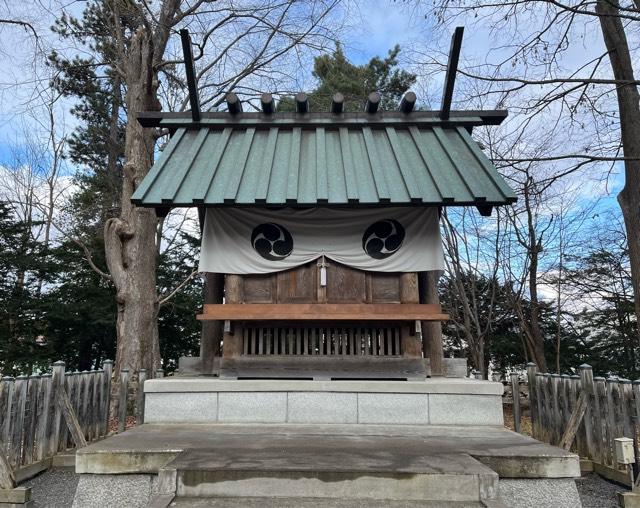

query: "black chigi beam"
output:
226 92 242 114
440 26 464 120
261 93 274 114
365 92 380 113
399 91 416 113
331 92 344 113
295 92 309 113
179 29 201 122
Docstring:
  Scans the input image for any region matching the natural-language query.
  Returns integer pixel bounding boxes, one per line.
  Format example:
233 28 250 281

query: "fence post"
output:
542 374 555 443
632 379 640 478
90 369 100 442
101 360 113 436
570 374 588 456
0 378 13 461
35 374 51 461
620 379 634 439
118 369 129 434
23 375 40 465
510 373 521 433
535 373 546 441
579 365 596 461
526 363 538 438
81 371 92 442
606 377 620 463
50 362 65 456
593 377 606 465
551 374 562 444
136 369 147 426
156 368 165 379
9 376 28 469
560 375 571 433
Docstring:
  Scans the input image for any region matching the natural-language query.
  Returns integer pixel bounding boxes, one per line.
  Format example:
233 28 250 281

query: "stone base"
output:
620 491 640 508
0 487 33 508
71 474 156 508
178 356 469 378
74 422 581 507
144 378 503 426
498 479 582 508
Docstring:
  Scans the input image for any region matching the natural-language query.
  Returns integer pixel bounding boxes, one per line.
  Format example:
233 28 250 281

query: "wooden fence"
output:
0 360 161 488
513 363 640 474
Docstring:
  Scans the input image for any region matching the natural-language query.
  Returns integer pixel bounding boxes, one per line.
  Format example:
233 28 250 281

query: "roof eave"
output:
137 110 508 129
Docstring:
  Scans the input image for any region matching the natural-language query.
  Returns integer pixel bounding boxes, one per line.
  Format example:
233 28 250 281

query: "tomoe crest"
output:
251 223 294 261
362 219 405 259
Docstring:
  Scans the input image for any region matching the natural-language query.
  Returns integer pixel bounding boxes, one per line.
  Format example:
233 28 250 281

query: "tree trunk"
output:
104 27 163 379
597 0 640 348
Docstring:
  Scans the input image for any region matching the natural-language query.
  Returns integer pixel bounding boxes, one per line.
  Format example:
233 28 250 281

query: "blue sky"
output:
0 1 625 219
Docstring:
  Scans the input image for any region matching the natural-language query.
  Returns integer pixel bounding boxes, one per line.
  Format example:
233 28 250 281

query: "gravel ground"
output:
23 469 79 508
18 469 628 507
576 473 625 508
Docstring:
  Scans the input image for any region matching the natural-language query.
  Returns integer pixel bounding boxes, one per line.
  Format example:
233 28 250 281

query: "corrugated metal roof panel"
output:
132 125 517 207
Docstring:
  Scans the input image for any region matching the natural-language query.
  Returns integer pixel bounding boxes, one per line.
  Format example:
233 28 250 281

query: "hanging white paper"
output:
199 207 444 274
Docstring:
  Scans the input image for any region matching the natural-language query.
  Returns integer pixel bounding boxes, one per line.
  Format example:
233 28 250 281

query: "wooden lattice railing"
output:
242 325 403 356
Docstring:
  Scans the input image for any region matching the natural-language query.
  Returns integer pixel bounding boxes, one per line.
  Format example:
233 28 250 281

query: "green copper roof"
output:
132 113 516 207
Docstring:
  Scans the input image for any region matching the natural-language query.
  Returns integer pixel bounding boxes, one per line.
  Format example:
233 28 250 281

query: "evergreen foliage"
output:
278 44 416 111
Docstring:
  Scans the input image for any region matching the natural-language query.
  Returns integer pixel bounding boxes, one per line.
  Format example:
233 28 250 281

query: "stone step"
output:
169 496 488 507
160 448 499 503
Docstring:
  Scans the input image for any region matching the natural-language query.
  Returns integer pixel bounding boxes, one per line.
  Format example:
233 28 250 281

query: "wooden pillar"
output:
222 274 244 358
200 272 224 374
419 270 444 376
400 273 422 358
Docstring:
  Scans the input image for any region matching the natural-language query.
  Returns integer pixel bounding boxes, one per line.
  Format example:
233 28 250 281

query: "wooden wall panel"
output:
326 264 367 303
368 273 401 303
231 264 415 308
243 274 276 303
276 263 317 303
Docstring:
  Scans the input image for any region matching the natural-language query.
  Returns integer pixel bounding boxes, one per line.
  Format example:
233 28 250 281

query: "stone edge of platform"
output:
143 378 504 395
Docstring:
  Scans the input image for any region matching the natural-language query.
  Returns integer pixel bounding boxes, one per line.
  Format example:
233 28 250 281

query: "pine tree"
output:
279 44 416 111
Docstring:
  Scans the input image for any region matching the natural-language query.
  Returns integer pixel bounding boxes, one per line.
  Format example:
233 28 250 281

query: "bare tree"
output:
94 0 343 378
408 0 640 368
441 208 505 378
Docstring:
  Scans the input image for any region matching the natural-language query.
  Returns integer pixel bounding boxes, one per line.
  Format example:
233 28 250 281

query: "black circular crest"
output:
251 223 293 261
362 219 405 259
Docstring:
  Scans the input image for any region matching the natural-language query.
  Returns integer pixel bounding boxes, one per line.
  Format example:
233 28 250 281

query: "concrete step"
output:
168 496 488 507
160 448 499 503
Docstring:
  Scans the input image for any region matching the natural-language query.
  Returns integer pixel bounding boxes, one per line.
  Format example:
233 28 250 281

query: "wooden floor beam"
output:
197 303 449 322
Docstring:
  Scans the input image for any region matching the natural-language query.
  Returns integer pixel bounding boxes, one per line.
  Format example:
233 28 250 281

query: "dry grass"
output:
108 416 137 433
503 403 533 436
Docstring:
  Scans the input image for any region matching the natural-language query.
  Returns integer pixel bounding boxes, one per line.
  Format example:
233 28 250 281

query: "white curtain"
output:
199 207 444 274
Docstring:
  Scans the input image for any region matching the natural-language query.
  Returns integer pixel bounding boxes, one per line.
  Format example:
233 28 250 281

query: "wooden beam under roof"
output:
295 92 309 113
137 109 508 129
331 92 344 113
365 92 381 113
399 91 416 113
226 92 242 114
260 93 274 114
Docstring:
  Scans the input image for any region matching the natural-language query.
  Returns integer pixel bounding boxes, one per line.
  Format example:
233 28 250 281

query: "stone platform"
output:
74 423 581 507
76 423 580 478
143 378 504 426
